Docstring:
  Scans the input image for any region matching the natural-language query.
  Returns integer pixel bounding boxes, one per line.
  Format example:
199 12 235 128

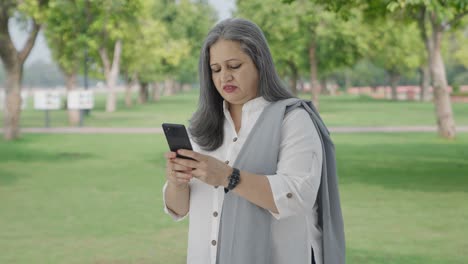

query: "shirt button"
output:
233 137 238 142
286 193 293 198
213 211 218 217
225 160 229 164
212 240 217 246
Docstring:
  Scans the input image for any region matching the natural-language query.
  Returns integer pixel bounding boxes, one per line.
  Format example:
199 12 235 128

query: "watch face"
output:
227 168 240 190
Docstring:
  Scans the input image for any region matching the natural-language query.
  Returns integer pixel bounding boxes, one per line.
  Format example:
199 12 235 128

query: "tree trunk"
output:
288 77 298 96
124 82 133 108
99 40 122 113
64 72 80 126
152 82 161 102
416 11 433 103
344 69 351 91
164 78 174 96
389 71 400 101
124 73 135 108
139 82 149 104
320 78 327 95
287 61 298 96
174 82 181 93
0 15 40 140
418 8 455 138
3 65 22 140
430 26 456 139
182 83 191 92
419 64 431 101
309 41 320 109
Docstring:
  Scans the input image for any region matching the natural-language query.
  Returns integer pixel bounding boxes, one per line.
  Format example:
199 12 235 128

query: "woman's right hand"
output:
165 151 193 189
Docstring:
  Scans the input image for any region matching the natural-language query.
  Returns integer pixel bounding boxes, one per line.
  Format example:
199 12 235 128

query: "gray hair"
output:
189 18 294 151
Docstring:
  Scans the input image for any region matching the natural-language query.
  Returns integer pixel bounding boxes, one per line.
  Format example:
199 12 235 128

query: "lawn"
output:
4 90 468 128
1 133 467 263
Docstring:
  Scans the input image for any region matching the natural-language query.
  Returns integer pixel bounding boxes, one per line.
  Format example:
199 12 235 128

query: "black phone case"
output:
162 123 194 160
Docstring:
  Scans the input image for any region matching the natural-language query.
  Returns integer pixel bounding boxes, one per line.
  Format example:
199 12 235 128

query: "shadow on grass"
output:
0 168 21 186
336 140 468 193
0 137 95 163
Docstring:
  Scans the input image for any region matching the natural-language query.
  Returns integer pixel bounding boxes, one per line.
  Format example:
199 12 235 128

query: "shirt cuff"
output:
162 181 189 222
266 174 303 220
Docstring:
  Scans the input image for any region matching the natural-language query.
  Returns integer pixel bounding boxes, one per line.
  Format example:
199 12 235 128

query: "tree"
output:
85 0 142 112
0 0 49 140
44 0 87 126
119 0 172 105
153 0 215 96
367 19 422 100
237 0 308 96
169 0 217 87
239 0 367 108
394 0 468 139
302 0 468 138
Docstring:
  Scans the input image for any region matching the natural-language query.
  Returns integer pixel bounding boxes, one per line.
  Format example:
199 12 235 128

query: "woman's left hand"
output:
172 149 233 187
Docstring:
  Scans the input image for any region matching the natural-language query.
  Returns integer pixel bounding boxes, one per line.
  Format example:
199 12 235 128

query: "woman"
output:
163 18 345 264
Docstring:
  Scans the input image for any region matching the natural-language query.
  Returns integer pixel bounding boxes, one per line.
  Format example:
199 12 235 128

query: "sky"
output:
10 0 235 66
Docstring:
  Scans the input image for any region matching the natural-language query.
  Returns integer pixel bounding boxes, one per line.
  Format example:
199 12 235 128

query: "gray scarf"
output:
216 98 345 264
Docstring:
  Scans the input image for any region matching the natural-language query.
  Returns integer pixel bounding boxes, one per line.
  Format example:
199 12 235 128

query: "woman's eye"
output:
211 68 221 73
230 64 241 69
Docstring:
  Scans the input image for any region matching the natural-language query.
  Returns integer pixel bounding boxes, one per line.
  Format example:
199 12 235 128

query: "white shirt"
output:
163 97 323 264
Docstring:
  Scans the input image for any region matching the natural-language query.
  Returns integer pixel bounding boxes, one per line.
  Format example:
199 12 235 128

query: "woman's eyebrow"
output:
210 58 242 67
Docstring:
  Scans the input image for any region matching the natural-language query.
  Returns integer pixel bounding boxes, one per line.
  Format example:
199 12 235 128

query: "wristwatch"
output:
224 167 241 193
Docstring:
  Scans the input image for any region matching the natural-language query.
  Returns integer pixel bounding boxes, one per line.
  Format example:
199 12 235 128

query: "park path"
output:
8 126 468 134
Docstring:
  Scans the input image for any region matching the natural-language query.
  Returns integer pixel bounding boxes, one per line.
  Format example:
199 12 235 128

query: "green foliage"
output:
17 0 50 23
237 0 308 79
119 0 216 84
84 0 142 74
158 0 217 83
237 0 368 81
366 19 423 77
348 59 388 87
44 0 87 75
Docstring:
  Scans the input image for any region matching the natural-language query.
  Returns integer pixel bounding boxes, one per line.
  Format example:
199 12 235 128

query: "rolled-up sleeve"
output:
266 108 323 220
162 181 189 221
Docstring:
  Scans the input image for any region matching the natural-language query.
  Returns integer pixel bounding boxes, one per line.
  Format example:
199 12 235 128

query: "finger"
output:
177 177 191 183
172 163 193 172
164 152 177 159
173 158 199 169
173 171 192 180
177 149 202 161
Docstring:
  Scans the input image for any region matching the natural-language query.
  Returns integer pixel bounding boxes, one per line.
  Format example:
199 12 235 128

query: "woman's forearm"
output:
165 182 190 217
230 171 278 214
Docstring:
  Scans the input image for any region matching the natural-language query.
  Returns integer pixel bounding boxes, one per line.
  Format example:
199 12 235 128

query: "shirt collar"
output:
222 96 270 117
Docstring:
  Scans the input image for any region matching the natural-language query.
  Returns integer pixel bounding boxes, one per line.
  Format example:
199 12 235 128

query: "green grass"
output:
315 95 468 127
4 90 468 128
1 133 467 263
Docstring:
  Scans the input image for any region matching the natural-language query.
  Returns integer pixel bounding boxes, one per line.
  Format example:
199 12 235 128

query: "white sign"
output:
21 91 28 109
34 90 62 110
0 90 29 110
68 90 94 110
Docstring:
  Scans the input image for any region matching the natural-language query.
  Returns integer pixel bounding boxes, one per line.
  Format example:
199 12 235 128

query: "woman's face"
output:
209 39 259 106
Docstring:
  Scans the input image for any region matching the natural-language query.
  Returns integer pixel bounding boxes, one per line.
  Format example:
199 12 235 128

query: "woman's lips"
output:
223 85 238 93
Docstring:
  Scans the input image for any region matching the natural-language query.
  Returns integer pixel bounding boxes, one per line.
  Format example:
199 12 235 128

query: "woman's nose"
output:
221 70 233 82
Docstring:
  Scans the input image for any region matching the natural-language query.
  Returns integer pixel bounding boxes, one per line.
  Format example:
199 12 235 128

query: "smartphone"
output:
162 123 194 160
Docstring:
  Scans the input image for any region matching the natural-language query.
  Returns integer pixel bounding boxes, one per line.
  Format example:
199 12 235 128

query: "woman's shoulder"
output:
283 106 311 124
